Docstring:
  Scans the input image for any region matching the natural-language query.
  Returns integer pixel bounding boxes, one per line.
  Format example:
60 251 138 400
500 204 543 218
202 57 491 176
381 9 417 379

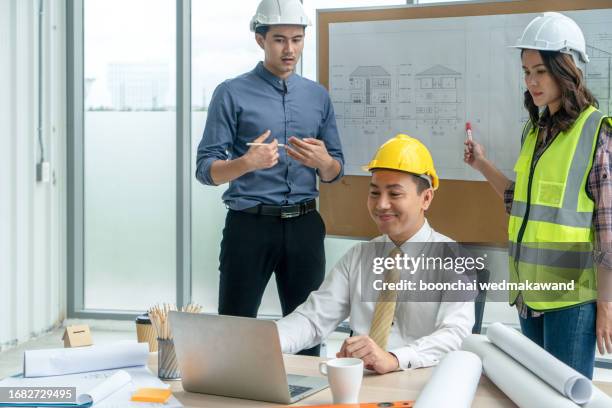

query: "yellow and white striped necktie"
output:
369 246 403 350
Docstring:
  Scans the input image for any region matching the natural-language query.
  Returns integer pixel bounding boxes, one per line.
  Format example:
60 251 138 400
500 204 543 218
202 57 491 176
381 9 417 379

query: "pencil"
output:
247 142 286 147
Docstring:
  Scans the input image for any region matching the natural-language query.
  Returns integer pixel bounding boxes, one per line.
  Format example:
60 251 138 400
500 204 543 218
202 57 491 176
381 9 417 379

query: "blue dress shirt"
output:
195 62 344 210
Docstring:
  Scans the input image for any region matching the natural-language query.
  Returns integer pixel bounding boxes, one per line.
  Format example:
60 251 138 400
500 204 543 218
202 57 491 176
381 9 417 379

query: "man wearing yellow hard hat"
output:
276 134 474 374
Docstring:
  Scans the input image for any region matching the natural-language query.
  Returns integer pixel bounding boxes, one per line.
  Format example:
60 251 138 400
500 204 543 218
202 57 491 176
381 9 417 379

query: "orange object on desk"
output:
130 387 173 403
282 401 414 407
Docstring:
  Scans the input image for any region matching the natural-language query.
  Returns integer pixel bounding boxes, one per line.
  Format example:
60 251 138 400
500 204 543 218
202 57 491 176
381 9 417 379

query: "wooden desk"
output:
149 353 612 408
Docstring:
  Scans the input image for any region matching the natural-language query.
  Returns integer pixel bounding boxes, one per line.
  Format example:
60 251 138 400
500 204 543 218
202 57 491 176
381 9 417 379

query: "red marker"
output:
465 122 473 141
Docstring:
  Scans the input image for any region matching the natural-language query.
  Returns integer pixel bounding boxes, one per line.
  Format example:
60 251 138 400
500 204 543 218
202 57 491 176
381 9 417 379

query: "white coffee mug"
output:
319 357 364 404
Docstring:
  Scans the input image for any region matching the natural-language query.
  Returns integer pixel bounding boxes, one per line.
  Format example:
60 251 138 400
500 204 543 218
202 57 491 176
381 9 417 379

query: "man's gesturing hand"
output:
243 130 279 171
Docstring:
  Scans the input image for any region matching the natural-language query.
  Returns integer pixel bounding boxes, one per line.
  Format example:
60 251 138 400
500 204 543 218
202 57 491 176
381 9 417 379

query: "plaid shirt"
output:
504 118 612 317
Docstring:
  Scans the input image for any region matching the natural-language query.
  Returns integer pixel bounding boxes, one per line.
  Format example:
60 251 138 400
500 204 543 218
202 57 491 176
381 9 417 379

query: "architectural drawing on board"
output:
327 9 612 179
586 44 612 115
343 65 392 128
414 64 462 128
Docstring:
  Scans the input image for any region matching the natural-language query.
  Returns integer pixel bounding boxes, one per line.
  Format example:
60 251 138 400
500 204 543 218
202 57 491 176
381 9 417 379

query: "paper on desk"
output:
583 385 612 408
462 335 579 408
0 370 129 407
90 367 182 407
487 322 592 404
24 342 148 377
413 350 481 408
0 366 182 407
76 370 131 405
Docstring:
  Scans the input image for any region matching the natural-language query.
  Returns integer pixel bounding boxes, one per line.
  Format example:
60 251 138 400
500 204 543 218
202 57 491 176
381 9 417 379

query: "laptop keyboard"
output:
288 384 313 397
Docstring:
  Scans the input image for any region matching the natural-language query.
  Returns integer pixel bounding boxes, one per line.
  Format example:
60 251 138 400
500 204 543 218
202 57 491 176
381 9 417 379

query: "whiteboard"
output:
328 9 612 179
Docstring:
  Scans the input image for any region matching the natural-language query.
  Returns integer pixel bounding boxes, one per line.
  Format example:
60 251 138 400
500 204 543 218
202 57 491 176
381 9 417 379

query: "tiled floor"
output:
1 325 611 383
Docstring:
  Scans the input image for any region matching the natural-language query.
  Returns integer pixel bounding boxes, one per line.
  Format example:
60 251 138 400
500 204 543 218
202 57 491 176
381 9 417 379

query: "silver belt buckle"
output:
280 207 301 218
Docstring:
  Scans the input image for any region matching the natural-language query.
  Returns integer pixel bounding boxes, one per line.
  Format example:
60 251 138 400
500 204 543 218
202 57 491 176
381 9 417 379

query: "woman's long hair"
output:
523 50 598 132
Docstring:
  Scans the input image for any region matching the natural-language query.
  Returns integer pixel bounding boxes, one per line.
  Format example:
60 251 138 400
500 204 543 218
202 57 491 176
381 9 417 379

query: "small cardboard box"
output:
62 324 93 348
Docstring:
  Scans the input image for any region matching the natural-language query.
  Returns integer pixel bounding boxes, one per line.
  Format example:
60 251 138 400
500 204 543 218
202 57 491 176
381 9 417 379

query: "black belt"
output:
241 199 316 218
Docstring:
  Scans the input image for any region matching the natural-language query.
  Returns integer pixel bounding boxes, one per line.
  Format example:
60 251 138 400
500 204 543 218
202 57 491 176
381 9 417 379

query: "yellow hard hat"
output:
362 134 439 190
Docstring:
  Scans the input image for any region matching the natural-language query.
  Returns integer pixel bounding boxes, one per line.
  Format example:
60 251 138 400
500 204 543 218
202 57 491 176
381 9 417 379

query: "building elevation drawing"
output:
328 9 612 180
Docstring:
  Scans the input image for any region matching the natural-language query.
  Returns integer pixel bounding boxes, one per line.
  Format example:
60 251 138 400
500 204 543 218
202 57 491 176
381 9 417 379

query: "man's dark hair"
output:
255 25 270 37
255 25 305 38
411 174 431 194
371 168 432 194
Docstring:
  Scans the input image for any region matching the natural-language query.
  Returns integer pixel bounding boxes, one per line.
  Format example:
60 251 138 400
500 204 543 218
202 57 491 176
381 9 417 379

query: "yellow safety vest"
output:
508 106 607 311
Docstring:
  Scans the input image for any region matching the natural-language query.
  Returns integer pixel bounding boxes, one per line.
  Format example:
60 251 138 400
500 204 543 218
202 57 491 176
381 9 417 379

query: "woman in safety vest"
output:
464 12 612 379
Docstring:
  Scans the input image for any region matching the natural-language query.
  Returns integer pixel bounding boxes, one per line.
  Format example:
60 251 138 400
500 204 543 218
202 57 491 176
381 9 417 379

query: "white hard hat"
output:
511 12 589 68
250 0 312 32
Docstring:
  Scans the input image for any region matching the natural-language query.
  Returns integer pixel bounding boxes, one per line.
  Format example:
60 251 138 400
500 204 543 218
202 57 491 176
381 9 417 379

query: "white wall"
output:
0 0 66 350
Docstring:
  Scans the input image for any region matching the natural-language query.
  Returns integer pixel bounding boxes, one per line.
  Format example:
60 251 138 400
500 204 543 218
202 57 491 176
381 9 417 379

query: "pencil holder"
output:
158 338 181 380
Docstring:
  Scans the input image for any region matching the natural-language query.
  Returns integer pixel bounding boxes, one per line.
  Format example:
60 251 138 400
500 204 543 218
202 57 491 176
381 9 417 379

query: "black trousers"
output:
218 209 326 356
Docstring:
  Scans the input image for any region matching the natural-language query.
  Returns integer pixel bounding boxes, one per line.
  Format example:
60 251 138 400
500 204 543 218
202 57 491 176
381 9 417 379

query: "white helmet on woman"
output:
512 12 589 70
250 0 312 32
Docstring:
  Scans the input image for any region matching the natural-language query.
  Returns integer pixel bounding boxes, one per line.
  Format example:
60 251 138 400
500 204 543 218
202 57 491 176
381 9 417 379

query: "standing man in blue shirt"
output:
195 0 344 356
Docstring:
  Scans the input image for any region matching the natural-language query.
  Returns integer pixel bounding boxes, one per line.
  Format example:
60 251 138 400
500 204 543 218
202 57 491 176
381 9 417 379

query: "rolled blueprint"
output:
462 335 579 408
414 350 481 408
24 342 148 377
487 322 592 404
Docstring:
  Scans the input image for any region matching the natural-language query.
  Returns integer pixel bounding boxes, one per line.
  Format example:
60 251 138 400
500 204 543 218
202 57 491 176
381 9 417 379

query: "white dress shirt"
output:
276 220 475 370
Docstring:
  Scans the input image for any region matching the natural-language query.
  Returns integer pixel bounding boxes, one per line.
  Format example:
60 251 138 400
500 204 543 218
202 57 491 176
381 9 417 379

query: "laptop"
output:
169 312 329 404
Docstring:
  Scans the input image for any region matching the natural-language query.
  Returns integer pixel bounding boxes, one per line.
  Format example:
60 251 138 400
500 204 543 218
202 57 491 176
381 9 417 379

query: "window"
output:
82 0 176 311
